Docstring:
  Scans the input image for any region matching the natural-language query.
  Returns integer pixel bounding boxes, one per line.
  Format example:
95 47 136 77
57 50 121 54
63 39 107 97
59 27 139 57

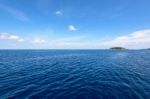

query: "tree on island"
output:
110 47 126 50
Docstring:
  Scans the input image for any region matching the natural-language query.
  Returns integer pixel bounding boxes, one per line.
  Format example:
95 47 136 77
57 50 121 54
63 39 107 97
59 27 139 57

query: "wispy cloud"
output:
1 29 150 49
99 29 150 49
0 33 24 42
0 4 29 22
68 25 77 32
30 36 86 48
55 10 63 15
32 37 46 44
40 29 150 49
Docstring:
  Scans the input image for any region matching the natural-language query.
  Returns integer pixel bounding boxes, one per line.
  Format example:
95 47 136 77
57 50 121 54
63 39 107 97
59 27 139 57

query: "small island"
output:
110 47 127 50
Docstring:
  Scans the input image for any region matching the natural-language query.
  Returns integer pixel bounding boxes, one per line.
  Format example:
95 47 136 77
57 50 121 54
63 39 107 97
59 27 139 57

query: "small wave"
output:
0 50 150 99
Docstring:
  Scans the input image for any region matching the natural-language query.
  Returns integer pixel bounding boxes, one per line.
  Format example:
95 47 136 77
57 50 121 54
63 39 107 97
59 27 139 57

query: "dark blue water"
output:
0 50 150 99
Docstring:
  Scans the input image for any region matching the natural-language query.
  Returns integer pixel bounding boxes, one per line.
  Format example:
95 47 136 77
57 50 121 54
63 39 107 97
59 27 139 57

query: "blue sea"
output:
0 50 150 99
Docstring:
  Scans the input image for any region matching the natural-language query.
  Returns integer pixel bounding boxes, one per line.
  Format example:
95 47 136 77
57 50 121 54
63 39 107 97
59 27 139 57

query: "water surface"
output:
0 50 150 99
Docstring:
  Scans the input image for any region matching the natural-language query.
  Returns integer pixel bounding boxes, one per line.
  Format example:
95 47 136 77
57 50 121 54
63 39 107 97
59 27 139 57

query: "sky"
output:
0 0 150 49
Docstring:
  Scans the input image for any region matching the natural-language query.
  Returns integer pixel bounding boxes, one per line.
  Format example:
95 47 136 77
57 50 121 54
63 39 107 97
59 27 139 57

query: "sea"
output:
0 50 150 99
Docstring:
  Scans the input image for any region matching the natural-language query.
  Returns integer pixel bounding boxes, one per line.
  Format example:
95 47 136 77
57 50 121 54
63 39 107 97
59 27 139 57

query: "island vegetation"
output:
110 47 127 50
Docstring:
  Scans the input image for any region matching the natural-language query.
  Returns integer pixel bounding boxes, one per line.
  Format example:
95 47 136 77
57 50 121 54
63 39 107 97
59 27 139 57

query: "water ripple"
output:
0 50 150 99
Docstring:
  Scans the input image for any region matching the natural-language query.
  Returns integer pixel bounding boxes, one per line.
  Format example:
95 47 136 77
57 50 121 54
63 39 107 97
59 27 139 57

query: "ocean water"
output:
0 50 150 99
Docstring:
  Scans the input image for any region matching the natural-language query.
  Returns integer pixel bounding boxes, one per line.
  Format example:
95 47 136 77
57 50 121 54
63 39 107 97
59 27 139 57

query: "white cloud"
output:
32 37 46 44
30 36 86 49
100 29 150 49
1 29 150 49
55 10 62 15
46 29 150 49
0 33 24 42
0 4 29 22
68 25 77 32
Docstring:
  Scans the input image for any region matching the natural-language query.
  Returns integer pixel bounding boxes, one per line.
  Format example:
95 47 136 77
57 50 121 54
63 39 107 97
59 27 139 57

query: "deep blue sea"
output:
0 50 150 99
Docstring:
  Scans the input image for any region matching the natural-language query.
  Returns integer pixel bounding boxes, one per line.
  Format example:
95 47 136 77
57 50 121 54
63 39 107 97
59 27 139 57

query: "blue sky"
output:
0 0 150 49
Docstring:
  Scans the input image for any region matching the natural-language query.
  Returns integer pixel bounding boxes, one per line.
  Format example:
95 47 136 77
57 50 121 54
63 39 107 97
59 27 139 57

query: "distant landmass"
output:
110 47 127 50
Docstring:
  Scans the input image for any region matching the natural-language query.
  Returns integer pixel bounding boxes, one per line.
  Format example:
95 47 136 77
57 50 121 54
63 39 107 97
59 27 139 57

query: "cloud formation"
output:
68 25 77 32
30 36 85 48
0 4 29 22
1 29 150 49
55 10 62 15
0 33 24 42
100 29 150 49
32 37 46 44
